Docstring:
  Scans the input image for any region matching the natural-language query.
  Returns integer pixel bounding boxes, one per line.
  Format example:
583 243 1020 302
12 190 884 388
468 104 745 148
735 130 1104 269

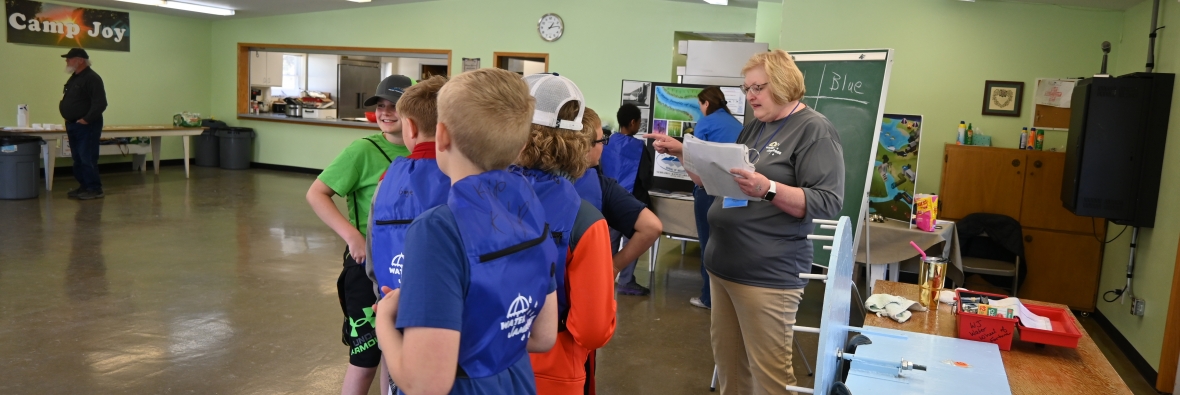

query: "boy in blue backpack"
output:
368 75 450 296
374 68 559 395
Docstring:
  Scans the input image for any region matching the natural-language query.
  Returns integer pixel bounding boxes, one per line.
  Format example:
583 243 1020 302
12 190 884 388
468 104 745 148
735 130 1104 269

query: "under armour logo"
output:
349 307 376 337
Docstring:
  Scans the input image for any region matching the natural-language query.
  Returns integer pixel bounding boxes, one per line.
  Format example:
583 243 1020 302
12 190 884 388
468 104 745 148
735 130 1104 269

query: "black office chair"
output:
957 213 1026 296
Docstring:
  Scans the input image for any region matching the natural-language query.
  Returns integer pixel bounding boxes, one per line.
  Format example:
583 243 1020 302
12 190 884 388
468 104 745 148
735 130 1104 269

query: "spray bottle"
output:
957 121 966 145
1019 127 1028 149
1028 128 1037 150
966 123 974 145
1035 128 1045 150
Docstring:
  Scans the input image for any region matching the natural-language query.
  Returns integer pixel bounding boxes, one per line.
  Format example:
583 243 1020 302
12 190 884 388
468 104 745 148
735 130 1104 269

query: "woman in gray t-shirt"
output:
647 50 844 394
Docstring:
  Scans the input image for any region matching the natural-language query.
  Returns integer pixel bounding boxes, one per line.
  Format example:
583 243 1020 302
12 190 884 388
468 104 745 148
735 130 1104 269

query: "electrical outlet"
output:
1131 297 1146 316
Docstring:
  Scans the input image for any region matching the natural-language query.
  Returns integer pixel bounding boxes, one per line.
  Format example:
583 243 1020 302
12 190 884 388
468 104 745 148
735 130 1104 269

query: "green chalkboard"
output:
792 49 893 267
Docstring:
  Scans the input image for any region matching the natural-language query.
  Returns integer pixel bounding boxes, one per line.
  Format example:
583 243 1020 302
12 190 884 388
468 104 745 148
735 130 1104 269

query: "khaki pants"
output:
710 275 804 395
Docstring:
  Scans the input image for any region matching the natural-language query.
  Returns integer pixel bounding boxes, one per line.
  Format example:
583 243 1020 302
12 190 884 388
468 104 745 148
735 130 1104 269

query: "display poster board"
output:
870 114 922 224
5 0 131 51
619 80 741 193
791 49 894 266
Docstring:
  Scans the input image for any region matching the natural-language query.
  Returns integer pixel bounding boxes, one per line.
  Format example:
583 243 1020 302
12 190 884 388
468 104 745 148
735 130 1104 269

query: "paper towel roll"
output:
17 104 28 128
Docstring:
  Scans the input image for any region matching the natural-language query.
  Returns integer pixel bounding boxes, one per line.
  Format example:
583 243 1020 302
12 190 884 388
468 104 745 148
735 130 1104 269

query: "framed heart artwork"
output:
981 80 1025 117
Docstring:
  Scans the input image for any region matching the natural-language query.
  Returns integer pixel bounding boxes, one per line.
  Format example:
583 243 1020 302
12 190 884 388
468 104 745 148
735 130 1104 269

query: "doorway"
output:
493 52 549 76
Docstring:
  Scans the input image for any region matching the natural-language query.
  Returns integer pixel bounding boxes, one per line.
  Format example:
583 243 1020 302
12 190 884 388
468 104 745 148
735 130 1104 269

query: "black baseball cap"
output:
61 48 89 59
364 75 414 107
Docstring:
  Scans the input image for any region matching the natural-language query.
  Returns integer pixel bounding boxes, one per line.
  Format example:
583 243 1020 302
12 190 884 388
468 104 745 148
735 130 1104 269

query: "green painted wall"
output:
755 1 782 50
208 0 756 170
1097 0 1180 372
779 0 1124 195
0 3 211 166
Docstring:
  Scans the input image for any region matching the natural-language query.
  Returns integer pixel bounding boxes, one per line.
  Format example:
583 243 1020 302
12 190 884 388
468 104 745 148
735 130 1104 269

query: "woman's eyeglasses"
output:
740 82 769 95
593 137 609 146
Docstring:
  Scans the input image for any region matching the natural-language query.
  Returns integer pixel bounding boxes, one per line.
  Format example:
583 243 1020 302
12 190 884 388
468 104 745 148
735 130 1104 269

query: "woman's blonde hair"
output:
516 101 592 178
742 50 806 104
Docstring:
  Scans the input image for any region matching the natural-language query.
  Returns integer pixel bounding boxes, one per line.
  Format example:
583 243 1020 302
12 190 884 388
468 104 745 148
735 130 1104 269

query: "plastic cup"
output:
919 257 948 308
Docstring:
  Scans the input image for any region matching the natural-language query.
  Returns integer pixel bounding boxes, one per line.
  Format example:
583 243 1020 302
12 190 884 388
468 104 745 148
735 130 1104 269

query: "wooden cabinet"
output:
940 144 1105 311
1021 150 1104 234
1019 229 1103 309
939 145 1026 220
249 51 283 87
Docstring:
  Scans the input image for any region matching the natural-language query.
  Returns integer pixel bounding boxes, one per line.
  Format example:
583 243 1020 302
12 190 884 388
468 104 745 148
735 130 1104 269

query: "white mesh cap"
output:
523 73 584 131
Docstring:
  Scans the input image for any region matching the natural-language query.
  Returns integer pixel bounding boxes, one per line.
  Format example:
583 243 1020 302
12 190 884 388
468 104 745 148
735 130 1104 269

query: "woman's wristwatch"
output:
762 180 777 201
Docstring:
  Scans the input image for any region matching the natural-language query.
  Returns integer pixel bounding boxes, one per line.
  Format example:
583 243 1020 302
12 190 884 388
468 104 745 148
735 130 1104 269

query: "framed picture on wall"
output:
981 80 1025 117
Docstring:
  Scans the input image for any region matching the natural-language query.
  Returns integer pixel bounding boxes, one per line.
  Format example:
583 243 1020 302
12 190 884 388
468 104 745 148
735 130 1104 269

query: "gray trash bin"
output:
217 127 255 170
195 128 220 167
0 133 44 200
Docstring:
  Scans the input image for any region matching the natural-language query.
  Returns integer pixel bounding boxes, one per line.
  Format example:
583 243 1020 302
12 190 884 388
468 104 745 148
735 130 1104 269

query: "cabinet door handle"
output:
1034 160 1042 168
1012 159 1021 167
1024 235 1033 242
357 93 362 109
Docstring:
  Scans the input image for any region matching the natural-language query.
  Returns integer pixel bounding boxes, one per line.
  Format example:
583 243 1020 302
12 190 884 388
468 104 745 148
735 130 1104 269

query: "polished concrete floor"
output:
0 167 1162 394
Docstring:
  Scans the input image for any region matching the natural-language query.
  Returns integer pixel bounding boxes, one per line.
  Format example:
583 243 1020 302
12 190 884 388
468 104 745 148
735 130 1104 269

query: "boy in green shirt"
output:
306 75 413 395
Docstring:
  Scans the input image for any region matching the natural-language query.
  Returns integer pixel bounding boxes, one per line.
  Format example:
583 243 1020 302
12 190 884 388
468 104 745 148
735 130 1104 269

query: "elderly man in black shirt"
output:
59 48 108 200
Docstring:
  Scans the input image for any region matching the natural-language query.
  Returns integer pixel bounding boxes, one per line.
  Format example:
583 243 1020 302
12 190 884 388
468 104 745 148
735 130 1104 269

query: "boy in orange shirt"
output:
515 73 617 394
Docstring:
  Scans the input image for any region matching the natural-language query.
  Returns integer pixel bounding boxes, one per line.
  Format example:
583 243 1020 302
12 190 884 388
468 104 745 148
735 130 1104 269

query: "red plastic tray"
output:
954 290 1017 351
1017 304 1082 348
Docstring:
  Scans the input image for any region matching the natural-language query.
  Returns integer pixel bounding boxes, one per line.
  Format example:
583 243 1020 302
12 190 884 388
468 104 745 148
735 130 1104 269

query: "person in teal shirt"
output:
306 75 413 395
690 86 743 309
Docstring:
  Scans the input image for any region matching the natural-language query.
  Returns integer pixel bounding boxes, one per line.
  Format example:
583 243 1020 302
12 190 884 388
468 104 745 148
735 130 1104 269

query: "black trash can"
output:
217 127 255 170
195 128 220 167
0 133 44 200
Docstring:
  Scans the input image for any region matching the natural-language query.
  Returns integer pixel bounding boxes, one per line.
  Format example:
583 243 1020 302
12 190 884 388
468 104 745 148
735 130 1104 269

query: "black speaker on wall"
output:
1061 72 1174 228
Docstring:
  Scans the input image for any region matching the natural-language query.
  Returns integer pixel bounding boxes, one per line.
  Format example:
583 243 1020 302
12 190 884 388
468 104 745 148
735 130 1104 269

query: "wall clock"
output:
538 13 564 42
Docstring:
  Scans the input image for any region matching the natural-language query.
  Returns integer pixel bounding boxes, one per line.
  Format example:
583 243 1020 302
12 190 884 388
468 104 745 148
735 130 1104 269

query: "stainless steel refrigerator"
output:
337 62 381 119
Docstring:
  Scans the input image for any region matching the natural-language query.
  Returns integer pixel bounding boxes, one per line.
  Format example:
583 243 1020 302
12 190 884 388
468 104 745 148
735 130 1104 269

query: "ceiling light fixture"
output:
347 0 373 2
115 0 234 16
160 1 235 16
703 0 728 4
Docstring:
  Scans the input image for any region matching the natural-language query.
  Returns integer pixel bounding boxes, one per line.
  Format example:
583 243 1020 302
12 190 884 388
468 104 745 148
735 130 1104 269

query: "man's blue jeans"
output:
66 121 103 191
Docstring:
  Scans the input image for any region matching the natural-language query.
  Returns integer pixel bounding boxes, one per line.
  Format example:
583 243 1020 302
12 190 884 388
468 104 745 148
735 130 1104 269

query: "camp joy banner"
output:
6 0 130 51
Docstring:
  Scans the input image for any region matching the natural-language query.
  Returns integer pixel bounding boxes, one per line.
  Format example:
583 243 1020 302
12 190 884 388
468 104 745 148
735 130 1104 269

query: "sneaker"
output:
67 188 85 199
690 297 711 309
75 189 105 200
616 280 650 296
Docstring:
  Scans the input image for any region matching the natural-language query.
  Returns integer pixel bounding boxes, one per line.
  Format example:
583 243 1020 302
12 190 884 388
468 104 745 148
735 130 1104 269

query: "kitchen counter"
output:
237 113 380 130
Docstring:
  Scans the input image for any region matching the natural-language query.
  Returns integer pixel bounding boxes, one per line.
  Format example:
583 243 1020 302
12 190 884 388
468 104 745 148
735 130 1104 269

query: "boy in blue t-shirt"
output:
374 68 559 395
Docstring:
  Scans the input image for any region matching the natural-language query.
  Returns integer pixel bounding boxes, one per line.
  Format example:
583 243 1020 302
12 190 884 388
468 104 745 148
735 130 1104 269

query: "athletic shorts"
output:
337 248 381 368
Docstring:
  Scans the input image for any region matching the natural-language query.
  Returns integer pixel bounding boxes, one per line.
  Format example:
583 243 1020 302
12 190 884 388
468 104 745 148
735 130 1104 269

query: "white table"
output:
1 126 206 191
854 219 963 295
646 191 699 284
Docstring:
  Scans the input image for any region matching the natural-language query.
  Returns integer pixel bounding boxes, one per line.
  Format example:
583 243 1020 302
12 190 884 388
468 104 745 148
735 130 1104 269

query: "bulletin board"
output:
1032 78 1079 130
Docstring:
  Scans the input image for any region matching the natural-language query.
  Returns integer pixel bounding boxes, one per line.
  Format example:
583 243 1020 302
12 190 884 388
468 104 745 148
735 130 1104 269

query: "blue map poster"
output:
869 114 922 223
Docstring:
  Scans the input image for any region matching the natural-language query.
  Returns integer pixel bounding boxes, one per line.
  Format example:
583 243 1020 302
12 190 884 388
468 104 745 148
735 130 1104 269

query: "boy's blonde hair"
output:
516 101 592 178
396 76 446 138
582 107 601 133
742 50 806 104
437 69 535 171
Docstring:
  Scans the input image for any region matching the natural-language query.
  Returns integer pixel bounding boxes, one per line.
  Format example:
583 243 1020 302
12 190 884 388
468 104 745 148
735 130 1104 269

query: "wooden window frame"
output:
236 43 452 130
492 52 549 74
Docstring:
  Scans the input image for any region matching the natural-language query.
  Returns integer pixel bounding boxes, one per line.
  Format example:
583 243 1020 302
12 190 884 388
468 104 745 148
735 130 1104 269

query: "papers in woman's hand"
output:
683 134 760 201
